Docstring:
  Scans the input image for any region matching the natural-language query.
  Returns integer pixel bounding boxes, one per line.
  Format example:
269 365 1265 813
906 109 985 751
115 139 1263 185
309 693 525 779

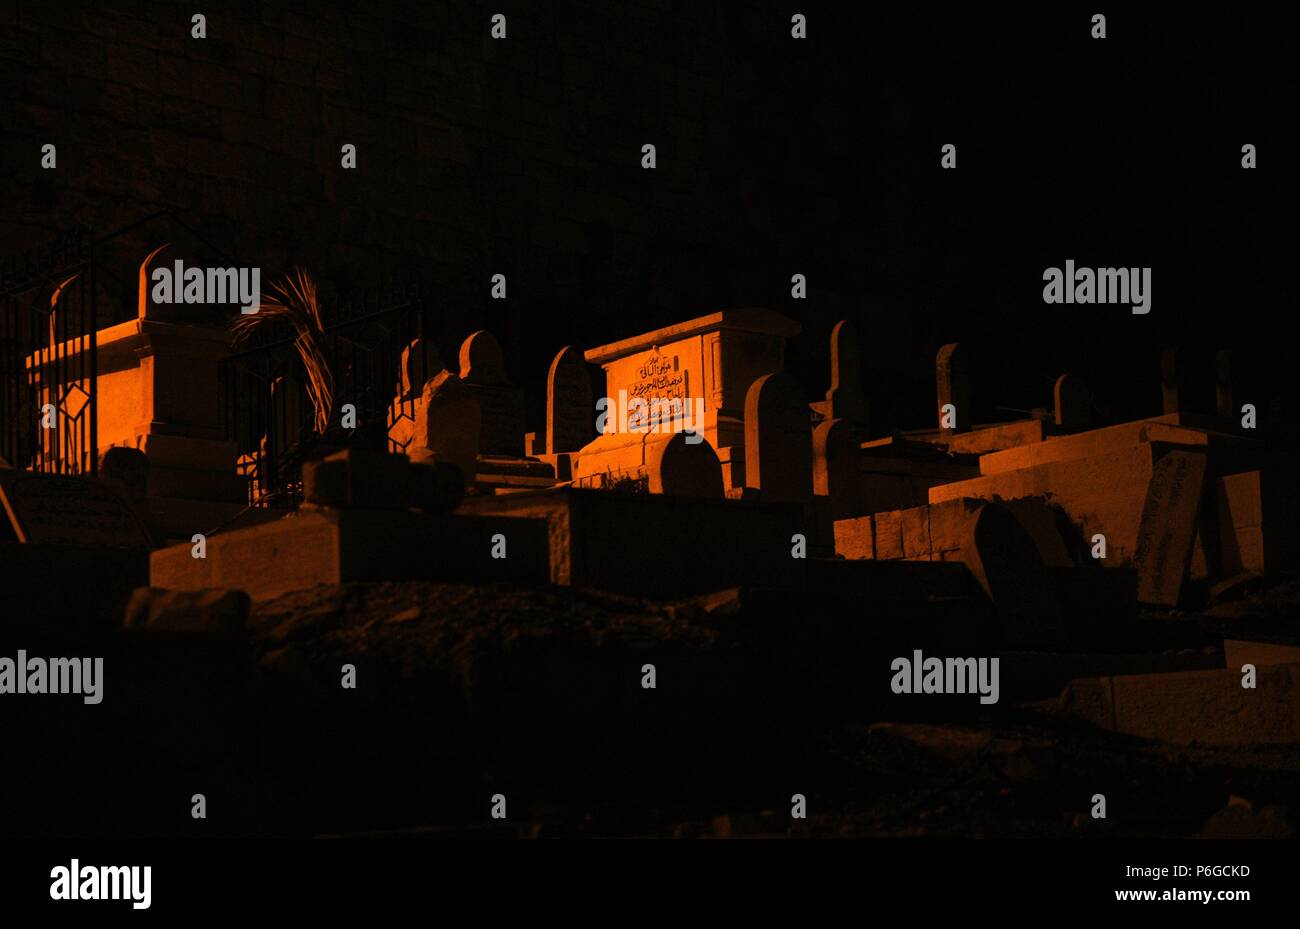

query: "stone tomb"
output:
583 308 800 489
28 306 245 540
459 486 806 598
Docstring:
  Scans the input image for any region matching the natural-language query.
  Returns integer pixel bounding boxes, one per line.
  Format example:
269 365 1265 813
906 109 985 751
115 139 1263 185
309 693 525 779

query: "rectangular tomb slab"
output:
1060 665 1300 746
976 413 1251 477
459 486 807 598
931 440 1170 567
932 441 1207 607
1223 639 1300 669
150 507 550 600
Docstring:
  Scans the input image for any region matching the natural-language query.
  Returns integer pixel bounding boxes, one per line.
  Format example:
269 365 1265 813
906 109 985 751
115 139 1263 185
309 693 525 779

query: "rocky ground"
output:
6 575 1300 837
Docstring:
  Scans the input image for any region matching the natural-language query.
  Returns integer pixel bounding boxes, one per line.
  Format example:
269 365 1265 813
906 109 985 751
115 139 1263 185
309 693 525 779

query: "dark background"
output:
2 1 1294 432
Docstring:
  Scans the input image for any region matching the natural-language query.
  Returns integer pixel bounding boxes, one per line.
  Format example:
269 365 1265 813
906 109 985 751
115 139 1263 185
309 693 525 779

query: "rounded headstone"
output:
646 432 724 497
458 330 509 386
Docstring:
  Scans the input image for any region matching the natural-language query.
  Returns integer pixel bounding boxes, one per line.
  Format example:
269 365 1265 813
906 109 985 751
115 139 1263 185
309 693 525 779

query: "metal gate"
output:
0 231 98 475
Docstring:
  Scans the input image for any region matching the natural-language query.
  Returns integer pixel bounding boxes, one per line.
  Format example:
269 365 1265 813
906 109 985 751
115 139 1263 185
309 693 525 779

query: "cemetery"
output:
3 244 1300 838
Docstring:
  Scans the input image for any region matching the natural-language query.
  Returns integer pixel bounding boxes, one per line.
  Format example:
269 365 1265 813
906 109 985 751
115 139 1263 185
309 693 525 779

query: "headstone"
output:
546 346 593 454
936 343 970 435
1132 449 1208 607
399 337 443 401
812 418 865 519
458 330 525 456
0 469 151 548
1215 348 1234 420
99 446 150 504
824 320 868 426
744 373 812 503
412 369 481 483
1053 374 1091 432
646 432 724 497
1160 346 1185 415
569 431 722 497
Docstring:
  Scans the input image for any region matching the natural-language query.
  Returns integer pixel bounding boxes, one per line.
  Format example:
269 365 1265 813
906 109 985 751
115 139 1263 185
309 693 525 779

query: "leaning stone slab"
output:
0 467 151 548
1132 449 1207 607
931 441 1178 569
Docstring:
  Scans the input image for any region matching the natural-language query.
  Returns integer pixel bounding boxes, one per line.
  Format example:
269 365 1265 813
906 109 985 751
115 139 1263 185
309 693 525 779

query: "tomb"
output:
583 308 800 489
150 450 548 600
458 486 807 598
22 246 251 539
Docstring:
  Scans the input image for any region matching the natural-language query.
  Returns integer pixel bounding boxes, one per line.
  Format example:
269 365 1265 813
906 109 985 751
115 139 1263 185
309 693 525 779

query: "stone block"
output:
460 487 805 598
1223 639 1300 669
301 448 412 509
1059 665 1300 746
833 514 873 559
873 509 904 560
150 508 549 600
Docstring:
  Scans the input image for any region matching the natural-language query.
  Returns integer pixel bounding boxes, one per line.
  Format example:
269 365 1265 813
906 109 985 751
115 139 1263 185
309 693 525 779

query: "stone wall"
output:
1 1 864 430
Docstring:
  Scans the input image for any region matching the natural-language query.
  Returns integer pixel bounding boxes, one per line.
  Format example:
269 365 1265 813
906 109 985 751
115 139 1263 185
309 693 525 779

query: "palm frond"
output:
231 268 335 435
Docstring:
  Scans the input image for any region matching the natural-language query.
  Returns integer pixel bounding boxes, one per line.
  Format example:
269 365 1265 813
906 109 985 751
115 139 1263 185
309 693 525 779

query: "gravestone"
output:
0 469 151 548
570 431 723 496
647 433 724 497
744 373 812 504
936 343 970 435
1215 348 1233 420
99 446 150 504
458 330 525 456
399 337 443 401
412 370 481 483
1053 374 1091 433
824 320 868 426
1160 346 1185 415
813 418 865 519
1132 449 1208 607
546 346 593 454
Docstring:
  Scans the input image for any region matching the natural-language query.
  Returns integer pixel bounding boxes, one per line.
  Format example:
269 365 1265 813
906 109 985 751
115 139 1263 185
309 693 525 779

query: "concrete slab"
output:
930 441 1172 567
150 507 550 600
1059 664 1300 745
460 487 807 598
1224 639 1300 669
